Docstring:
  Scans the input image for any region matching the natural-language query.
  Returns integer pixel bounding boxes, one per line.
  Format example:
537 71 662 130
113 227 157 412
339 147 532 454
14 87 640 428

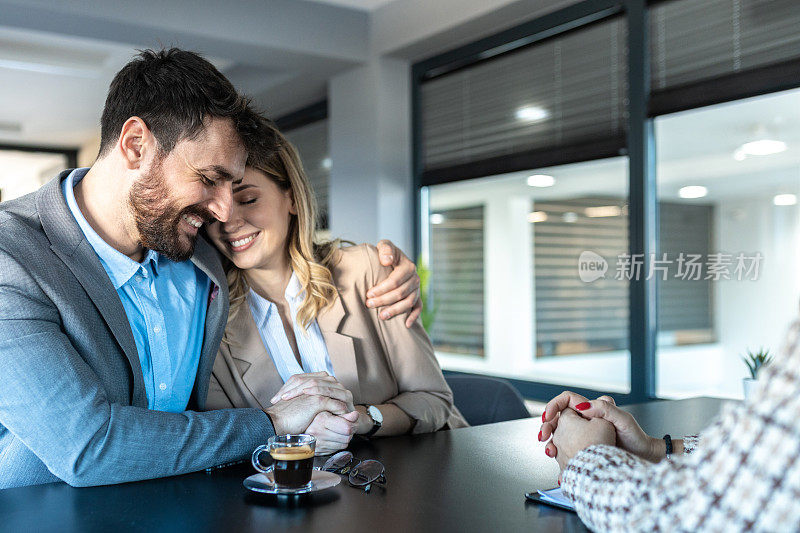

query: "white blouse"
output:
247 272 335 383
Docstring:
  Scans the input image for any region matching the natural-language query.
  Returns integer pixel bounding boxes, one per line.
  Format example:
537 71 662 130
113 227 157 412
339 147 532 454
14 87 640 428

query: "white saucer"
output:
243 469 341 495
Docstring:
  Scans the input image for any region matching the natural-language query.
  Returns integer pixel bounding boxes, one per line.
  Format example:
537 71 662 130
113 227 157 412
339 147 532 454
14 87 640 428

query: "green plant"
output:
741 347 773 379
416 257 439 333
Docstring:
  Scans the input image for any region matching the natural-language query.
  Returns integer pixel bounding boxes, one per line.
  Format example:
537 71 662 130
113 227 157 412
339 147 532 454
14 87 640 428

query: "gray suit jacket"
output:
0 170 274 489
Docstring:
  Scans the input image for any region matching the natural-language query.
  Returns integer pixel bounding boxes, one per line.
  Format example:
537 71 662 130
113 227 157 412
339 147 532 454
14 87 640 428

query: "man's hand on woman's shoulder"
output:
365 239 422 328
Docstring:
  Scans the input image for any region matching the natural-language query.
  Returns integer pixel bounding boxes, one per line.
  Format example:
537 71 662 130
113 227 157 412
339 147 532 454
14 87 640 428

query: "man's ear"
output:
118 117 155 170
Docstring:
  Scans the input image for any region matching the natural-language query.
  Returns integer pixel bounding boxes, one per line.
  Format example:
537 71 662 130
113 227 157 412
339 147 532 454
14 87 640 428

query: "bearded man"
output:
0 49 421 488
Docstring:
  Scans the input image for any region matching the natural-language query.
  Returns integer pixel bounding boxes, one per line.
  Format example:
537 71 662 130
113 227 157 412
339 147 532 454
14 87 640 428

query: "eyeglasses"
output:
321 451 387 492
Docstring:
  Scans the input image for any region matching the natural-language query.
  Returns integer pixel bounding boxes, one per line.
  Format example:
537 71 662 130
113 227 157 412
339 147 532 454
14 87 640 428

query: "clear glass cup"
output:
252 434 316 489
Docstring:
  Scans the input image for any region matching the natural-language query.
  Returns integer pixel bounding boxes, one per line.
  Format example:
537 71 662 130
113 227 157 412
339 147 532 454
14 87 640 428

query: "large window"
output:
426 158 632 392
655 88 800 398
0 149 68 202
414 0 800 401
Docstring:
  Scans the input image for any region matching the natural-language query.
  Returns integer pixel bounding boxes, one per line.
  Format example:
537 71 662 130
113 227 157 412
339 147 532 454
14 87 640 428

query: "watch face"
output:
367 405 383 424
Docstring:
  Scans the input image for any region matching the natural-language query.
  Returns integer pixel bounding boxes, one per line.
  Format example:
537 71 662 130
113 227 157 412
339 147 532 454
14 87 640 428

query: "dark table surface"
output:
0 397 731 533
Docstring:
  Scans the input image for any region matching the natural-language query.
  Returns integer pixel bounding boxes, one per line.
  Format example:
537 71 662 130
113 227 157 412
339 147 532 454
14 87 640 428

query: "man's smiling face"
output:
128 116 248 262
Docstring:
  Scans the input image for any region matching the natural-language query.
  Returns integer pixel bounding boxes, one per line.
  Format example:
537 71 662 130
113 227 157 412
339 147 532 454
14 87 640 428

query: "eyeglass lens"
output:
322 451 354 473
348 460 386 487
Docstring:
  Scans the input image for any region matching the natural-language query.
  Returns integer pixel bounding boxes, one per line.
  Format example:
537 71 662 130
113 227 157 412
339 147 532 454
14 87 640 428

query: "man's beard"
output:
129 166 213 263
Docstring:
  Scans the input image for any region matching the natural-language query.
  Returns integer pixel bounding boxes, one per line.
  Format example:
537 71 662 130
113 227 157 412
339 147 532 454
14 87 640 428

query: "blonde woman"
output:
205 130 467 454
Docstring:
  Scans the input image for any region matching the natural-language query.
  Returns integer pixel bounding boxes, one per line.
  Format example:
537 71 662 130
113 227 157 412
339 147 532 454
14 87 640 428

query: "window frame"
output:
411 0 800 404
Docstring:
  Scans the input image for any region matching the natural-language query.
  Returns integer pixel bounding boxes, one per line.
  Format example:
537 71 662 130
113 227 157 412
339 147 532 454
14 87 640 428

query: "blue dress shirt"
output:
62 168 210 412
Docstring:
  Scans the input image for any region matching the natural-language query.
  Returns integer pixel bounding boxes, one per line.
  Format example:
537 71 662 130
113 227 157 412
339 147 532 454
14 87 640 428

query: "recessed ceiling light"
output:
679 186 708 199
430 213 445 224
735 139 787 158
526 174 555 187
562 212 578 223
774 194 797 206
322 157 332 170
585 206 622 218
527 211 548 223
515 106 548 122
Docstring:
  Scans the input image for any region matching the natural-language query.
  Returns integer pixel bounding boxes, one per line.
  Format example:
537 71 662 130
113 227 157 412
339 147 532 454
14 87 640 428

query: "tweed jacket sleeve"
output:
561 319 800 532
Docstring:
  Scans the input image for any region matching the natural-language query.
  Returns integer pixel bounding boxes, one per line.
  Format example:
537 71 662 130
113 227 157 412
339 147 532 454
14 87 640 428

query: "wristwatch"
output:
363 405 383 437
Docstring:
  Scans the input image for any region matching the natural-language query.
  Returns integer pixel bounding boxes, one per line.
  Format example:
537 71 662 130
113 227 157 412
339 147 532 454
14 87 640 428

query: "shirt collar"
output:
63 168 161 289
247 287 274 327
284 271 303 301
247 272 304 326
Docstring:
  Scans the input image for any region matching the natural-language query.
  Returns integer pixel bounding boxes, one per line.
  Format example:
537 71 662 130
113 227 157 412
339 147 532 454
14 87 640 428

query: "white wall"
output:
328 57 412 251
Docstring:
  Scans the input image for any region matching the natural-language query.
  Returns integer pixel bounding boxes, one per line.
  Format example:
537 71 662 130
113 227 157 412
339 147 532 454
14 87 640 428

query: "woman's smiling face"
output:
206 166 296 271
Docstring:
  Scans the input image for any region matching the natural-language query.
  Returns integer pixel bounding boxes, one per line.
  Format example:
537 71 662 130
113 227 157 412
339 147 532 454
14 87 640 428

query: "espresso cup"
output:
252 434 316 489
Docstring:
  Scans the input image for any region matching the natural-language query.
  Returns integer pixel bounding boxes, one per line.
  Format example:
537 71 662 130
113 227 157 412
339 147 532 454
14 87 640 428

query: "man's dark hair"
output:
98 48 279 159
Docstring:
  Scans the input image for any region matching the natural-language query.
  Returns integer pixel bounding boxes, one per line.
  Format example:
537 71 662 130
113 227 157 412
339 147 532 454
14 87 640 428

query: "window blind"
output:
429 206 485 356
283 119 330 228
532 197 713 357
419 17 627 173
650 0 800 91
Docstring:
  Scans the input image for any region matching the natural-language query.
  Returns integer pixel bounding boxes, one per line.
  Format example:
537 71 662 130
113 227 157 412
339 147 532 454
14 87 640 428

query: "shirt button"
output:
159 383 167 391
153 326 162 334
135 275 142 283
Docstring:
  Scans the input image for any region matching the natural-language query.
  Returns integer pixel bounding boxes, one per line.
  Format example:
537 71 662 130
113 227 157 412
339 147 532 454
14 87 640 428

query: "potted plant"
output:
741 348 773 400
416 257 438 334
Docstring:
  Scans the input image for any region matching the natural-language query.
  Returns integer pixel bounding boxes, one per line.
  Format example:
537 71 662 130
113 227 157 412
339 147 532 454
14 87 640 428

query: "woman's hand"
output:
541 391 662 462
550 408 616 471
270 372 355 413
304 410 359 455
367 240 422 328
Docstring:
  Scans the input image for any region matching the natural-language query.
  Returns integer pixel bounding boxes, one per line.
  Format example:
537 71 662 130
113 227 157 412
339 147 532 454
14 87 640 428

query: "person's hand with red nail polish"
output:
542 391 668 463
550 408 615 472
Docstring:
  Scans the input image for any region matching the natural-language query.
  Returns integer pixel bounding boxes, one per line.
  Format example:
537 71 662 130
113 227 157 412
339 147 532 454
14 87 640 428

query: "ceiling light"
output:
515 106 548 122
733 149 746 161
526 174 555 187
322 157 332 170
738 139 787 157
679 186 708 199
527 211 548 223
774 194 797 206
562 212 578 223
430 213 445 224
585 206 622 218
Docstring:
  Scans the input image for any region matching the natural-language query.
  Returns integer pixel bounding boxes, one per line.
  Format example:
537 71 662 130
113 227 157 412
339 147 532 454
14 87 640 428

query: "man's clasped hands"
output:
264 372 361 455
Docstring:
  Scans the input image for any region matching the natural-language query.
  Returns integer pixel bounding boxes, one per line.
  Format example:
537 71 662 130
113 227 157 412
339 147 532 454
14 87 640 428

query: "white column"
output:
328 57 412 252
484 194 534 371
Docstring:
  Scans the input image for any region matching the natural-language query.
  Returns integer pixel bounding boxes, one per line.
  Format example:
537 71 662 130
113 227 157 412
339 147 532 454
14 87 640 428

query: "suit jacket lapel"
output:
189 237 229 408
225 308 285 409
317 292 361 401
37 172 147 407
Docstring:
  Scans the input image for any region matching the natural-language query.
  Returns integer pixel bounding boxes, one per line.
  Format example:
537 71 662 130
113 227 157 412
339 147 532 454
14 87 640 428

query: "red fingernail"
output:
538 430 542 442
575 402 591 411
545 448 552 457
558 479 561 486
542 411 546 422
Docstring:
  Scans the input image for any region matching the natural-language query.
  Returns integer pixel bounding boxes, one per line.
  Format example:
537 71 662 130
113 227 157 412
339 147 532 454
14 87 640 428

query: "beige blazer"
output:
206 244 468 433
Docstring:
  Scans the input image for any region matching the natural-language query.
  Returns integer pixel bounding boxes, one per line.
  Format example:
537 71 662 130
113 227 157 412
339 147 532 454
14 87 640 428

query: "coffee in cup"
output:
270 444 314 488
252 434 316 489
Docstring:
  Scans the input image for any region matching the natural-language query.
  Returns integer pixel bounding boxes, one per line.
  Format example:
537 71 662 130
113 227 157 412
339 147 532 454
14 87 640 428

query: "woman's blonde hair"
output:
225 126 340 333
